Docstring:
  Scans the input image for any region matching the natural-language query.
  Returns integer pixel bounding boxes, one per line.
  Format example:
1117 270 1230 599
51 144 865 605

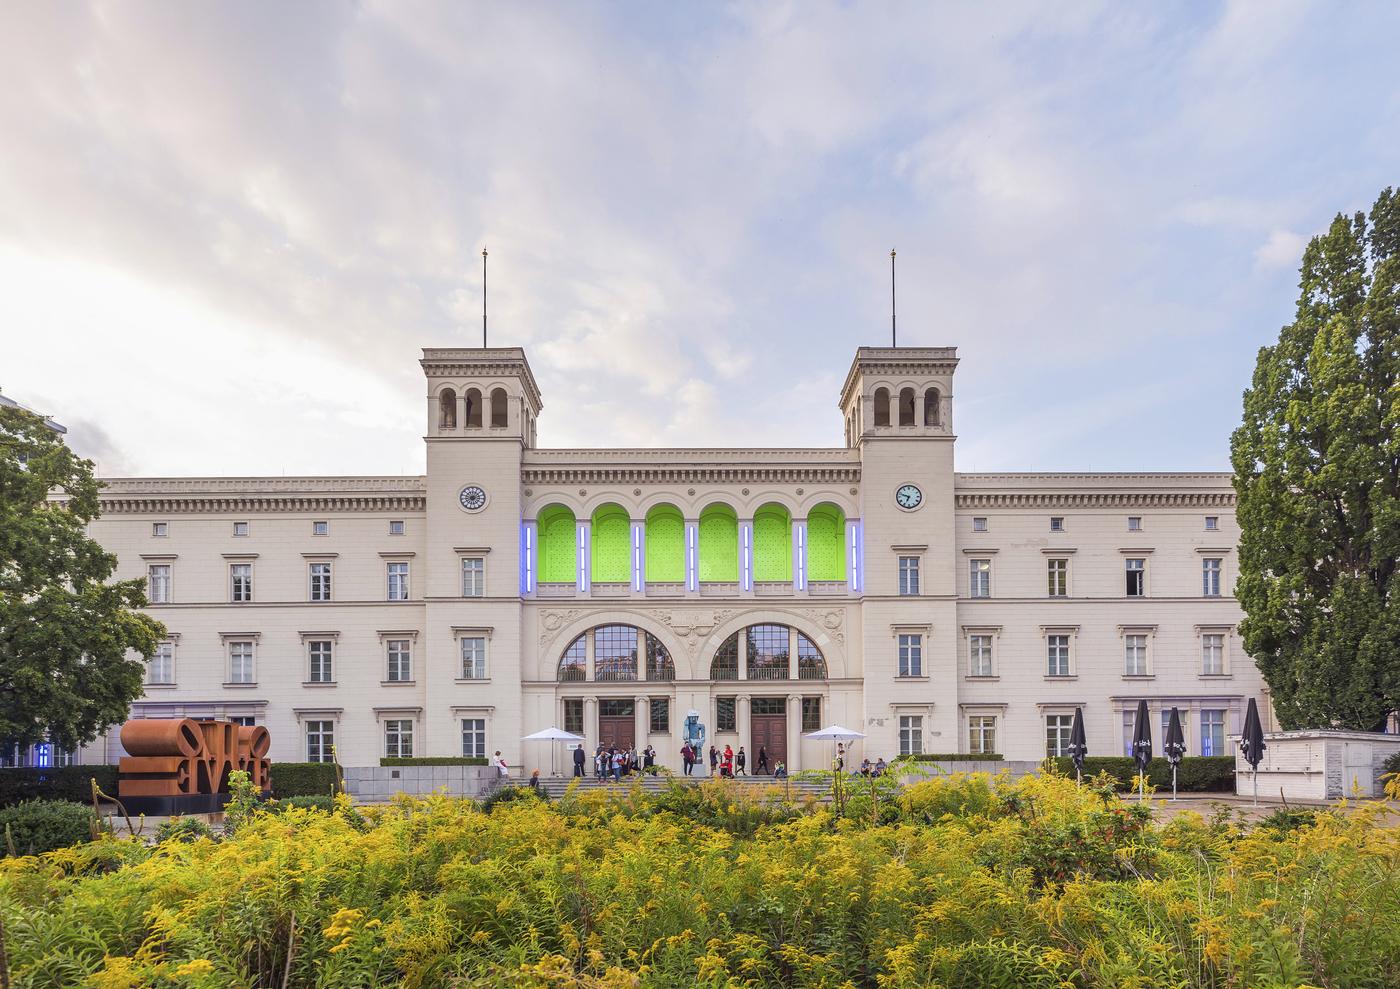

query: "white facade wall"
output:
74 346 1269 772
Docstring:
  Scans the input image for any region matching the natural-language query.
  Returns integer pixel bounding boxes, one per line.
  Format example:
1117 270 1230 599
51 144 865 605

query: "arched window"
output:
753 503 792 583
536 505 577 584
710 632 738 680
594 625 638 681
746 624 790 680
898 387 916 426
490 387 508 427
645 632 675 681
806 503 846 582
439 389 457 429
645 504 685 583
558 634 586 682
591 504 630 583
464 387 483 428
923 387 940 426
698 503 738 583
873 387 891 427
797 632 827 680
706 624 827 681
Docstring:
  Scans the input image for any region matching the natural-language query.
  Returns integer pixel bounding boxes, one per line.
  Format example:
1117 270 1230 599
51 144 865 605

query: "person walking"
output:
643 744 655 770
611 748 623 782
736 747 747 776
572 743 586 778
681 743 694 776
709 745 719 776
595 746 606 780
756 746 769 775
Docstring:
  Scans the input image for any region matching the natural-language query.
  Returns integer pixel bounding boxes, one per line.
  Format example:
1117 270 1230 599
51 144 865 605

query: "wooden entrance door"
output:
750 706 786 774
598 699 635 752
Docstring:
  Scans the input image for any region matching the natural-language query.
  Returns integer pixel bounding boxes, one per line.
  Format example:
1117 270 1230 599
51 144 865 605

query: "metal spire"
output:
890 248 897 347
482 248 488 348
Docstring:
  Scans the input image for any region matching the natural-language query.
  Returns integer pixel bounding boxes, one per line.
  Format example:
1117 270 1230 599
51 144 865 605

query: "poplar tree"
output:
1231 186 1400 729
0 404 164 751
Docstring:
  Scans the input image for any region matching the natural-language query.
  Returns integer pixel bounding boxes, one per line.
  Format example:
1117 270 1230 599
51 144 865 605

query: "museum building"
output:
77 346 1267 772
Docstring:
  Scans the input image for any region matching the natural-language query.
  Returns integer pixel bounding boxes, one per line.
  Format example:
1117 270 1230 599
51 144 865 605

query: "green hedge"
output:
270 762 340 798
380 757 489 767
1048 756 1236 792
910 753 1005 762
0 766 119 808
0 800 97 856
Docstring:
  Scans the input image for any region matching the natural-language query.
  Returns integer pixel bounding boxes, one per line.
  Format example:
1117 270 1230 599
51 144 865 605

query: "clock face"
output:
896 484 923 510
458 485 487 512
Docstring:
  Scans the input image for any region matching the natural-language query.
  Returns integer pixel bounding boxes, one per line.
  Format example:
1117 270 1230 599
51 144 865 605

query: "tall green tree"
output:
0 404 164 752
1231 186 1400 729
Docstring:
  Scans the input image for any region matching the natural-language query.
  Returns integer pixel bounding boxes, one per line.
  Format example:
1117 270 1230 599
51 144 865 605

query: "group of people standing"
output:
572 743 657 782
679 743 787 779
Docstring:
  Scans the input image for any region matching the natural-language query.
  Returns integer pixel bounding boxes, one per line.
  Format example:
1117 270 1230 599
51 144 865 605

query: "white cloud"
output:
1254 229 1308 272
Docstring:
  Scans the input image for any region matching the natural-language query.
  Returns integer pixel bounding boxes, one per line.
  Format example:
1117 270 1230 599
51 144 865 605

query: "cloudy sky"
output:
2 2 1397 478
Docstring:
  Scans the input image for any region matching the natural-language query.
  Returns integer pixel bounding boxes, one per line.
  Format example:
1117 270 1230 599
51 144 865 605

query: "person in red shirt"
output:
721 744 734 778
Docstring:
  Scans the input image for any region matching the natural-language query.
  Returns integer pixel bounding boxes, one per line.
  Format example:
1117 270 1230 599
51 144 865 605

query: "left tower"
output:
421 348 542 761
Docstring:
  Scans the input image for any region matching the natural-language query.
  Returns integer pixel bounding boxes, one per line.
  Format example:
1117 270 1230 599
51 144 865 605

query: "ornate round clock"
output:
458 485 487 512
895 484 923 510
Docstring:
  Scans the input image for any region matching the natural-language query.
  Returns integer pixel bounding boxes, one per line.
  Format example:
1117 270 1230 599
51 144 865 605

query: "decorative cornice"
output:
839 347 960 406
420 347 543 411
521 449 860 486
956 490 1235 509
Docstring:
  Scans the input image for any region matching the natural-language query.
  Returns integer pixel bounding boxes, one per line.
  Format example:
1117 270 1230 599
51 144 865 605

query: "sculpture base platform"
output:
114 791 271 816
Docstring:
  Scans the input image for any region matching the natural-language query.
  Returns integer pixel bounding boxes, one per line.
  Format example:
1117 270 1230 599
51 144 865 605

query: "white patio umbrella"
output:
803 725 866 809
521 727 584 778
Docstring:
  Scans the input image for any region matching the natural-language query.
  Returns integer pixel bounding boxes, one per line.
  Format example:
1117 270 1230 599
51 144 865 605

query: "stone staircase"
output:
533 772 833 801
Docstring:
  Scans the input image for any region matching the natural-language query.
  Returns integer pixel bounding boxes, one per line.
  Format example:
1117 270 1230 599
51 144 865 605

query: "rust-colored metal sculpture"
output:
117 718 272 814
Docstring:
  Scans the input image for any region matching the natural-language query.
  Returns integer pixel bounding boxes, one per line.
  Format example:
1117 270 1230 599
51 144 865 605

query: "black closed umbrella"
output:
1067 707 1088 783
1240 697 1267 807
1130 699 1152 802
1164 707 1186 801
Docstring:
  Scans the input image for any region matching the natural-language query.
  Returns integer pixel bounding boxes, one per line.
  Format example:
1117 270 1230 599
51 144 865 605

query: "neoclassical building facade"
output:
81 346 1268 771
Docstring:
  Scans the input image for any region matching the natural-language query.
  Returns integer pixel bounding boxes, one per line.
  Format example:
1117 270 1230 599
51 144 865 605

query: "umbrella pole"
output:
1253 769 1258 808
1172 764 1177 802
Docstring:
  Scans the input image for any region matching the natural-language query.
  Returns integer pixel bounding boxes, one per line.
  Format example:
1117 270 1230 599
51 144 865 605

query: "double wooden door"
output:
750 712 786 773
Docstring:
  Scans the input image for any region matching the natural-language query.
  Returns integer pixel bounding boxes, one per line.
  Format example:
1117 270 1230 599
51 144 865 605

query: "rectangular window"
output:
233 521 249 537
716 697 736 732
1202 633 1225 675
1050 517 1064 532
1201 709 1226 756
386 562 409 600
898 556 920 596
230 716 256 728
1205 516 1219 531
462 557 485 597
968 715 996 755
389 520 406 536
1128 516 1142 531
461 718 486 758
1047 558 1068 597
147 564 171 604
1125 634 1148 675
460 637 487 679
309 562 332 602
386 639 412 682
898 715 923 756
312 520 329 536
1046 714 1073 757
1121 710 1136 757
147 642 175 685
972 516 987 532
562 698 584 735
384 719 414 758
650 698 669 733
230 563 252 603
228 641 254 684
1202 558 1222 597
969 558 991 598
801 696 821 732
1047 634 1071 676
1125 558 1145 597
307 640 333 683
306 720 335 763
969 634 993 676
151 522 168 537
897 633 923 677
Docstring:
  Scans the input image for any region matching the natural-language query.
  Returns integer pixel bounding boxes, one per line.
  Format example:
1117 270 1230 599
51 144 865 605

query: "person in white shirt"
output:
492 750 509 779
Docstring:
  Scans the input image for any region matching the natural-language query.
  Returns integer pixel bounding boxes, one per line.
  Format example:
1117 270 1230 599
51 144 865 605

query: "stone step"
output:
533 774 832 799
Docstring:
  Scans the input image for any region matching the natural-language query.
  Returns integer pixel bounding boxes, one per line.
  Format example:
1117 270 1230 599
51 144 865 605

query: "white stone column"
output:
738 627 748 681
788 627 798 680
788 693 803 772
634 696 648 754
585 630 595 683
737 694 751 768
585 697 599 755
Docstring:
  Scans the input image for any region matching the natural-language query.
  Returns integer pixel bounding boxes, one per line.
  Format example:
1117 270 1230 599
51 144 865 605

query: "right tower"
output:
840 347 960 759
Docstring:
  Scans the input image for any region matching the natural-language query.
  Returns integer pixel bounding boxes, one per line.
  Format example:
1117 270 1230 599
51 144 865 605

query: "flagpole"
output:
482 248 488 348
890 249 897 347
